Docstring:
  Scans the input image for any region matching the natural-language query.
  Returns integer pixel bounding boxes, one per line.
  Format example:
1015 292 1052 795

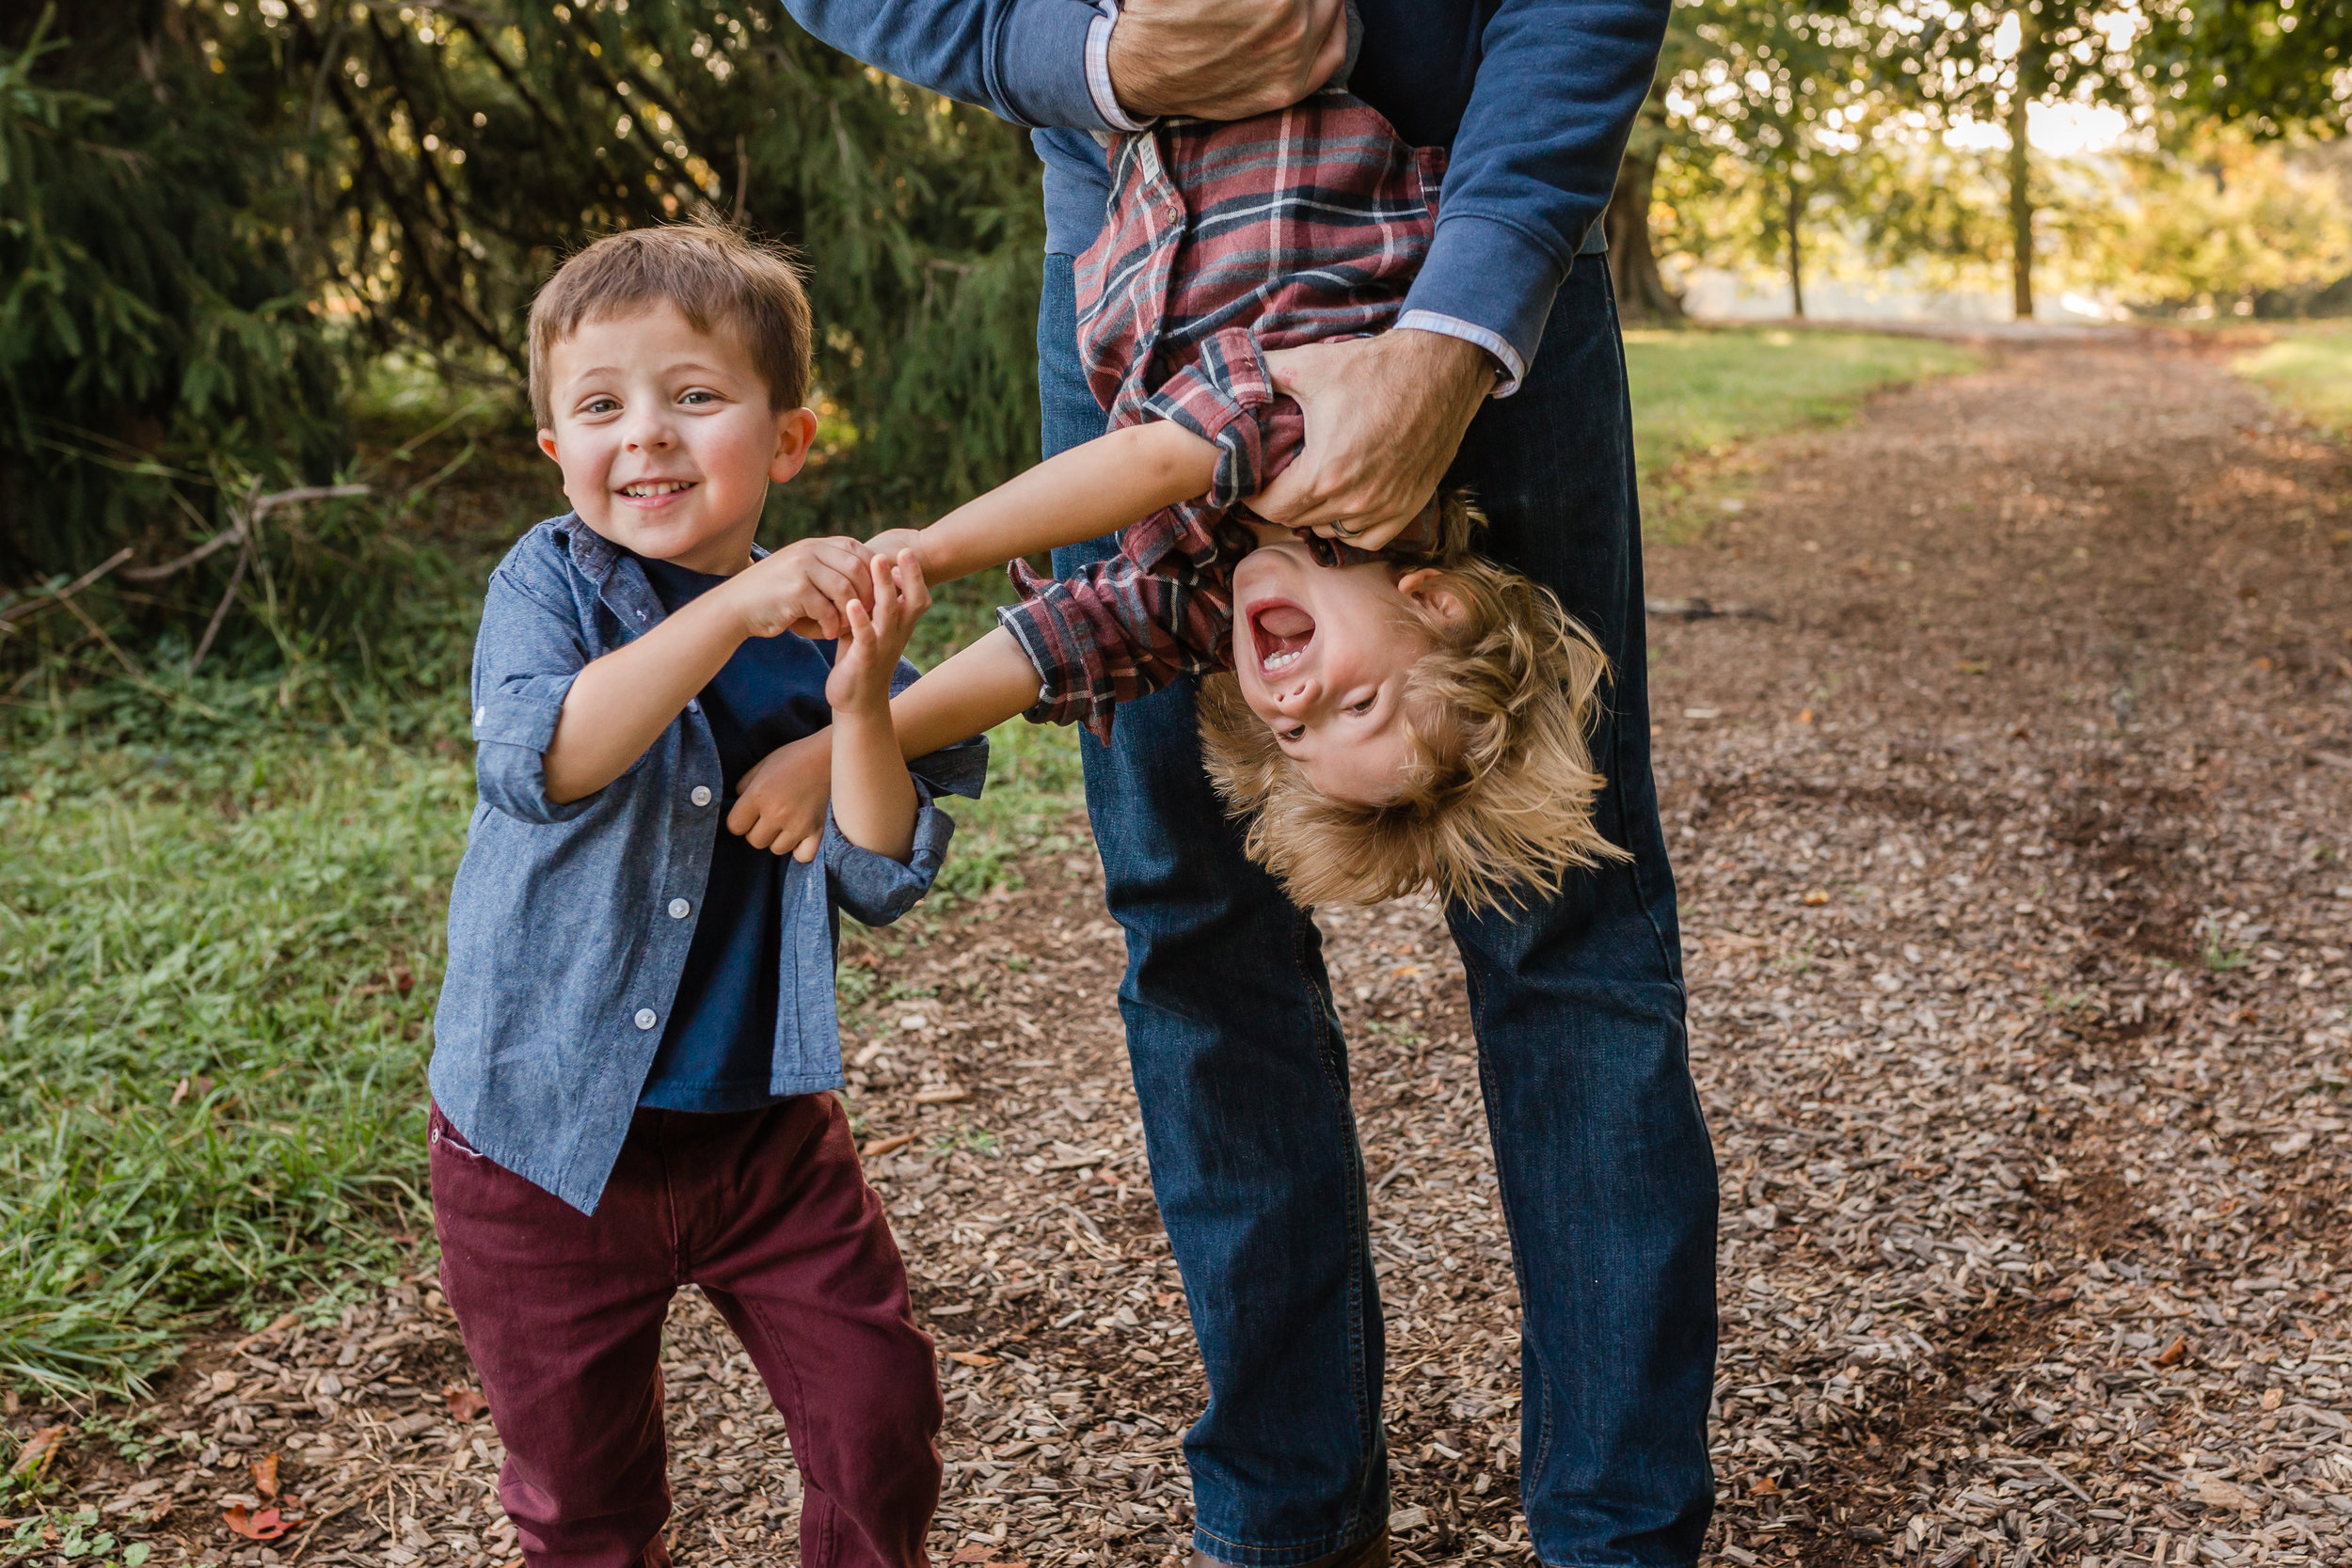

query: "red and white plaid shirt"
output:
997 91 1445 737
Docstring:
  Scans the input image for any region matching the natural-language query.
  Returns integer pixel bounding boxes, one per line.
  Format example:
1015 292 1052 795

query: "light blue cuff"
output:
824 798 959 929
1085 3 1152 132
472 671 595 824
1400 213 1569 393
1394 311 1525 399
995 0 1119 130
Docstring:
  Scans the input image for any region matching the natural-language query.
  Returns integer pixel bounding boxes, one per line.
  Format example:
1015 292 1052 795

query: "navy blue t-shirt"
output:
634 555 834 1113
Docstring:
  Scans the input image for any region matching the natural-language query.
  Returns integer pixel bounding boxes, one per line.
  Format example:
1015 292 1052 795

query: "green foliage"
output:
2237 323 2352 433
1 0 1044 676
2143 0 2352 135
0 7 344 585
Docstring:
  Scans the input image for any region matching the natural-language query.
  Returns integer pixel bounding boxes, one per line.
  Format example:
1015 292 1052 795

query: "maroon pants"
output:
431 1097 942 1568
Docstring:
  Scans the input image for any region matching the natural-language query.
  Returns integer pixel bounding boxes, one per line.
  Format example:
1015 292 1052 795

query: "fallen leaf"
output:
2262 1386 2284 1411
6 1425 66 1481
223 1506 294 1541
953 1546 993 1563
1796 708 1814 724
947 1351 998 1368
1749 1474 1780 1497
2155 1335 2188 1367
913 1085 970 1104
444 1384 490 1422
863 1132 917 1158
251 1452 279 1499
1802 889 1831 906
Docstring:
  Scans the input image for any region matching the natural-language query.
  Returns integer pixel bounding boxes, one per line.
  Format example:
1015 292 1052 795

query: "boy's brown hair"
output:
1198 495 1628 912
527 223 813 427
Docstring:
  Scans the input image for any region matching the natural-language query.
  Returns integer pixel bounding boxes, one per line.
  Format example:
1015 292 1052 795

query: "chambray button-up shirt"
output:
429 516 986 1214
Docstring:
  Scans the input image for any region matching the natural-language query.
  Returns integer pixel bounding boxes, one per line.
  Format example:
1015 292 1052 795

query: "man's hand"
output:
1250 331 1497 550
728 730 832 862
1106 0 1348 121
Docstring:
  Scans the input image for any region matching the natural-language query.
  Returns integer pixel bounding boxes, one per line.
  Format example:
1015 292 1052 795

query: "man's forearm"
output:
909 422 1216 586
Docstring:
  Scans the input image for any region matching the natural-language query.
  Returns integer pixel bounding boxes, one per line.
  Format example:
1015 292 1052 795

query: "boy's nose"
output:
1273 677 1322 716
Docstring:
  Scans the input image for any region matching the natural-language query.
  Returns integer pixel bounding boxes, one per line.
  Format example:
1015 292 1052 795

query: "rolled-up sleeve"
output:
470 570 596 825
778 0 1111 130
825 794 959 927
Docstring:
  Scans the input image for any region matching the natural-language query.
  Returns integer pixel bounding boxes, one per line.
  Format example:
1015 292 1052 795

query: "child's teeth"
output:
1264 649 1299 672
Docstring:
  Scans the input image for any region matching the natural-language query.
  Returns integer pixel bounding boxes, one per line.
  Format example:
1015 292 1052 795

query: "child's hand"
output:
725 535 874 641
866 527 924 561
728 731 833 861
826 550 930 715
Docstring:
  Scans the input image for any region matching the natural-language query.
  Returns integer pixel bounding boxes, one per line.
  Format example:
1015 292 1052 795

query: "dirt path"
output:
14 335 2352 1568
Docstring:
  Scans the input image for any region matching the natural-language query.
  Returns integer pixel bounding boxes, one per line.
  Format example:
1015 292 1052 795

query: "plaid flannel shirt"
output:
997 90 1445 738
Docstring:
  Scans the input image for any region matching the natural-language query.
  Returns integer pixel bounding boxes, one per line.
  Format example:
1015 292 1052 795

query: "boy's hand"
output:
725 535 875 641
827 550 930 714
729 731 833 861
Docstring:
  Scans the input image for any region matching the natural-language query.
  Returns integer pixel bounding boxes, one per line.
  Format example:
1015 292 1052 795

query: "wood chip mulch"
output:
6 333 2348 1568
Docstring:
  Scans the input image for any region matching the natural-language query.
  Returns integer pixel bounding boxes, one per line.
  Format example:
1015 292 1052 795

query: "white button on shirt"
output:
634 1008 659 1031
668 898 691 919
691 785 713 808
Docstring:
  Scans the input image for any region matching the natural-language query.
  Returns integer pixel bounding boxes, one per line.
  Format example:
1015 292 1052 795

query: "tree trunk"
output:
2007 89 2033 321
1787 178 1805 320
1605 145 1684 324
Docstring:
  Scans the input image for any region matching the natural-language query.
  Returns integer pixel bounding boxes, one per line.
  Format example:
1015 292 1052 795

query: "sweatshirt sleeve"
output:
1399 0 1672 379
775 0 1114 130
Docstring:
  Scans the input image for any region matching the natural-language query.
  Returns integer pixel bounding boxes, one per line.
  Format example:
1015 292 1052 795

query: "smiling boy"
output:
430 225 980 1568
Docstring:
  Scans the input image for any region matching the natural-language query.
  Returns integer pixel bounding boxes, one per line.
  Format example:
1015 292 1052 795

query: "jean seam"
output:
1451 946 1559 1513
1193 1522 1363 1559
1289 904 1378 1541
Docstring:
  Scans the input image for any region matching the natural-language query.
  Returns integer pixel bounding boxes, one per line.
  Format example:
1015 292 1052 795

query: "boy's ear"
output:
1396 567 1468 624
769 406 821 483
537 429 561 463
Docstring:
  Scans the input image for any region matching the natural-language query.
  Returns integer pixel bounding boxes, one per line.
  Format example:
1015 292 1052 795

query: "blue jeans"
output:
1038 256 1716 1568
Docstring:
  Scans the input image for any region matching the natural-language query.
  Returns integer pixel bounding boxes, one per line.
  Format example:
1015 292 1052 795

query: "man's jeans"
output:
1038 255 1717 1567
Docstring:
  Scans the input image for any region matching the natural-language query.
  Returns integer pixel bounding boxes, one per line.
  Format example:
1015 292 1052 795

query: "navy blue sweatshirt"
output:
777 0 1672 380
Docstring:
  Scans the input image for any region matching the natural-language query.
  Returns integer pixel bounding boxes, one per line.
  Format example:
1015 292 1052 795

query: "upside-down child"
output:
429 224 977 1568
771 83 1625 910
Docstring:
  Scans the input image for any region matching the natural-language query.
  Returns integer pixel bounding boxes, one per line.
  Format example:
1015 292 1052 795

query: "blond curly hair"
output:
1197 497 1627 911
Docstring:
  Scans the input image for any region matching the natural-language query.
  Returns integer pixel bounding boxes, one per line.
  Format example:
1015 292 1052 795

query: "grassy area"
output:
0 323 1960 1401
2235 324 2352 433
1623 325 1980 534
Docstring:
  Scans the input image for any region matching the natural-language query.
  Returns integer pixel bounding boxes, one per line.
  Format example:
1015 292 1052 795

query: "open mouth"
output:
617 479 697 500
1249 600 1316 673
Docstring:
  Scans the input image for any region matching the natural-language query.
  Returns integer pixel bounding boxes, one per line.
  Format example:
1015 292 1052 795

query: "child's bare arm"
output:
878 420 1217 586
825 551 930 862
543 536 870 804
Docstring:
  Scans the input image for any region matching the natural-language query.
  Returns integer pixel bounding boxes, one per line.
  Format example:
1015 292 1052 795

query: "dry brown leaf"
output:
947 1351 998 1368
863 1132 917 1158
251 1452 279 1499
2155 1335 2188 1367
223 1505 296 1541
6 1425 66 1481
444 1383 490 1422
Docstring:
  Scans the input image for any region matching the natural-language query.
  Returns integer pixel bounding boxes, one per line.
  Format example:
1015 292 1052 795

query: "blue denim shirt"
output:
429 516 988 1214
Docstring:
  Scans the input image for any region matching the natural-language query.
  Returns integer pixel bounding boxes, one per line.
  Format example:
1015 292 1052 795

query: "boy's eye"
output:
582 397 620 416
1348 697 1375 714
1279 724 1307 743
679 389 719 406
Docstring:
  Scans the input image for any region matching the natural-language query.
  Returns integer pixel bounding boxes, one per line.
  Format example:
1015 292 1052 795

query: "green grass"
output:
1623 326 1980 534
2235 325 2352 433
0 323 1966 1401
